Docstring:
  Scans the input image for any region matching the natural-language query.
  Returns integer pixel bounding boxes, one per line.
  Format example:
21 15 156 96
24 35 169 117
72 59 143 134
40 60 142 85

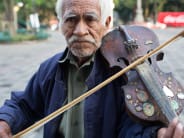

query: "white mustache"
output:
68 35 96 45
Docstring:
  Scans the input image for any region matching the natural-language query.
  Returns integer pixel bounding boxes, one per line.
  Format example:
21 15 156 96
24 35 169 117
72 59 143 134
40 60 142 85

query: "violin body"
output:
13 25 184 138
124 63 184 125
101 25 184 125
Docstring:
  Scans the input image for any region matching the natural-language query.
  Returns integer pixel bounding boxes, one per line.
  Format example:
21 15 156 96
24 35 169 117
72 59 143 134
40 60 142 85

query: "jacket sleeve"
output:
0 66 46 134
0 53 62 134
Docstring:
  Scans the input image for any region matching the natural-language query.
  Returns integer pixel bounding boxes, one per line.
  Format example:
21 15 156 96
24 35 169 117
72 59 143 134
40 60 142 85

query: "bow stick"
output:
13 30 184 138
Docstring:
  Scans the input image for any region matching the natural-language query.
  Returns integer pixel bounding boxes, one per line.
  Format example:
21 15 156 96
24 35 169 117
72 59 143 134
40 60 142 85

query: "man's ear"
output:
105 16 112 28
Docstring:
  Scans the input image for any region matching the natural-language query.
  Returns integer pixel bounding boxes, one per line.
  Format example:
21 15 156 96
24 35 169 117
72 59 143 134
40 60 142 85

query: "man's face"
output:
61 0 110 58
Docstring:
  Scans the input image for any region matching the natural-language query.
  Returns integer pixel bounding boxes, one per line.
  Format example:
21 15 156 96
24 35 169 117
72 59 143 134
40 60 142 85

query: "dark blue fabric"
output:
0 49 161 138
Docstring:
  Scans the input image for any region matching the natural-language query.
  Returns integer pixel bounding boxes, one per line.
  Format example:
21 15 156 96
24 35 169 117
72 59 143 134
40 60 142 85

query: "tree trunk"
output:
3 0 16 36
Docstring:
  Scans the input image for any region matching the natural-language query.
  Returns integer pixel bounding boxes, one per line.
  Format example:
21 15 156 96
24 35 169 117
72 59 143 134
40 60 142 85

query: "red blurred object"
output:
157 12 184 27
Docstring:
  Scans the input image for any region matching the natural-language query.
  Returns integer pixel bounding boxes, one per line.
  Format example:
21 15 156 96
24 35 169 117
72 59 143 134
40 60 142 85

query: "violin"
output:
13 26 184 138
100 25 184 126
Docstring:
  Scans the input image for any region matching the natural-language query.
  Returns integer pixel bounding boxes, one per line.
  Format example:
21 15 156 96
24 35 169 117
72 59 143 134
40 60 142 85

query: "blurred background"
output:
0 0 184 137
0 0 184 39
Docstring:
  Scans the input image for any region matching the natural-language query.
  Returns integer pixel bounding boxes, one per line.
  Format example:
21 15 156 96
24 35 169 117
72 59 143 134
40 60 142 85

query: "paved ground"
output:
0 30 66 138
0 27 184 137
0 31 66 105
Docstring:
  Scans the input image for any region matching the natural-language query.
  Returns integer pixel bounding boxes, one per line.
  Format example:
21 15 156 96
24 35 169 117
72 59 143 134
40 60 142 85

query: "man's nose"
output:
73 21 88 36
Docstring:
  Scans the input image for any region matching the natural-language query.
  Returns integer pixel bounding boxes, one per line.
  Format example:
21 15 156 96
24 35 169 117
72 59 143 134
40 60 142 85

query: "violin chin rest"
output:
123 68 184 125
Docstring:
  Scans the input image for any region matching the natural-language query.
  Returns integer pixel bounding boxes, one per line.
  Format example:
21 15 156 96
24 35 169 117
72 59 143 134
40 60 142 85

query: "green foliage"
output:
10 31 49 42
114 0 118 6
0 1 5 12
114 0 136 23
1 0 184 30
14 0 57 23
163 0 184 11
114 0 184 23
114 0 136 9
11 33 37 42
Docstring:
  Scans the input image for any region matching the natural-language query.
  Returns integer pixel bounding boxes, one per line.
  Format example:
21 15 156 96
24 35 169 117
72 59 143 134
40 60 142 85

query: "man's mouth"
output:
72 40 95 45
68 36 96 46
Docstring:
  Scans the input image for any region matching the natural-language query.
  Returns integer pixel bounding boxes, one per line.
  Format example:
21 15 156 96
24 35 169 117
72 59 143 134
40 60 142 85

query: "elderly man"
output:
0 0 183 138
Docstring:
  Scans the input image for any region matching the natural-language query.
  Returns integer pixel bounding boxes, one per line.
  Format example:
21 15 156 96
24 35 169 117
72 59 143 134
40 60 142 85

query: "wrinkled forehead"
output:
62 0 101 17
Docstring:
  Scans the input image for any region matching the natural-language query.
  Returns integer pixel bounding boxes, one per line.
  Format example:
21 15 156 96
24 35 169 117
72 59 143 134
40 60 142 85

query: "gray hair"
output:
55 0 114 26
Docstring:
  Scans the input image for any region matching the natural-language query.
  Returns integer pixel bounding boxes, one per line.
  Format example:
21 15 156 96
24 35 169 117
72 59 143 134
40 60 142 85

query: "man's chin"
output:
71 50 94 58
69 44 98 57
71 42 96 48
71 49 96 58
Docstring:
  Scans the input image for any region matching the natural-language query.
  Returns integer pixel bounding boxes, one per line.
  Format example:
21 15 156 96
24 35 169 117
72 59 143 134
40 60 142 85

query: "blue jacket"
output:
0 49 160 138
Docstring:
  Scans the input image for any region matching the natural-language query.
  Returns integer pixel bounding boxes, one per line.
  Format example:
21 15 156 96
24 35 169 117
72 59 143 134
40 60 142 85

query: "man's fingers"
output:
157 118 179 138
163 118 178 137
157 127 167 138
173 123 183 138
0 121 12 138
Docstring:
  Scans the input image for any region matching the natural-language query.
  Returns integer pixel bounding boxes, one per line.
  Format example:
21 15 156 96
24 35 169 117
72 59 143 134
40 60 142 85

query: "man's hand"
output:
157 118 184 138
0 121 12 138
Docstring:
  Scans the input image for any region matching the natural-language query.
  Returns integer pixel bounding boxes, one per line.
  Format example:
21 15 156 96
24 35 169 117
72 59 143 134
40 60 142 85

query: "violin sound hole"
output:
147 50 153 65
147 58 152 65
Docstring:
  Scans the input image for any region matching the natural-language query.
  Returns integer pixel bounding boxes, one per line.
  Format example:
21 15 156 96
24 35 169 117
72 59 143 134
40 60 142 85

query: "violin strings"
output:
13 30 184 138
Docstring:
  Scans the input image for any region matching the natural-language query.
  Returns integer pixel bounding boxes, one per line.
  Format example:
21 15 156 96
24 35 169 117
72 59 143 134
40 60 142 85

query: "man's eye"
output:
64 17 77 27
86 16 97 22
66 17 76 23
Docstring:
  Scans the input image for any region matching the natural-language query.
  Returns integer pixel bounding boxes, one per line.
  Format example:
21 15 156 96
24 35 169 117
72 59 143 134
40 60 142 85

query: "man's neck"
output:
75 56 92 67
